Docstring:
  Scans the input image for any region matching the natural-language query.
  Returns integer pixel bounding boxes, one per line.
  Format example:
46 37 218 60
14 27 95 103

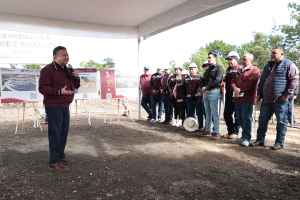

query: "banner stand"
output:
15 102 42 134
75 100 78 125
81 99 91 126
103 99 107 124
110 98 134 124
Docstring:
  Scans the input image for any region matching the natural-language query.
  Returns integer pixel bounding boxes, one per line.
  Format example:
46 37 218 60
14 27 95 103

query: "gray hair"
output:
243 53 254 61
273 46 285 55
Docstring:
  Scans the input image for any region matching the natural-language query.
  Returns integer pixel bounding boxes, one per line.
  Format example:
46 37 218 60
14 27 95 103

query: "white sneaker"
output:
241 140 249 146
236 137 243 142
158 118 162 123
150 119 156 123
172 119 178 126
176 120 182 127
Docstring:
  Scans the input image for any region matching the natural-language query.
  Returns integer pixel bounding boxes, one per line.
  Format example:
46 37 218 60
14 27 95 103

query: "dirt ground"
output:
0 105 300 200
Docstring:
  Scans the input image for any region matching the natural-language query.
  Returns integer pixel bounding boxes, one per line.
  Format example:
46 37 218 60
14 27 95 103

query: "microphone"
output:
68 64 80 80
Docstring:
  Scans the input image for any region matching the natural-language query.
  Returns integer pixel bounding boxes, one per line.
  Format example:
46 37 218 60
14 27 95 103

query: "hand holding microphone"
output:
68 64 80 80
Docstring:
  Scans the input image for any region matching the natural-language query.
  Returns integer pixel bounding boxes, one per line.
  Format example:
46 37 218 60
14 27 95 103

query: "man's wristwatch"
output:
58 90 61 96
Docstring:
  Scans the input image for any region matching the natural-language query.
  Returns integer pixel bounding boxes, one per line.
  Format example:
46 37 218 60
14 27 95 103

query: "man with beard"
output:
250 47 299 150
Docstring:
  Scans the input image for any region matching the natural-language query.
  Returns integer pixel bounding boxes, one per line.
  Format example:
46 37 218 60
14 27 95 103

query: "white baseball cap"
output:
226 51 240 60
181 70 189 75
188 63 198 70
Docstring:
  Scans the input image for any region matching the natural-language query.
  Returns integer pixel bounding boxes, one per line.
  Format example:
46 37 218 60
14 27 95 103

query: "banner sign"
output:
0 68 43 103
0 30 59 64
115 69 138 98
74 68 98 100
100 70 116 99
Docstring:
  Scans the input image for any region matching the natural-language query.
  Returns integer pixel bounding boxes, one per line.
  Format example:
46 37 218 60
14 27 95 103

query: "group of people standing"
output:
140 47 299 150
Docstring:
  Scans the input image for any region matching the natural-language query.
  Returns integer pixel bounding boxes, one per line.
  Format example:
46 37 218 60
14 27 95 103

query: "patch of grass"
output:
2 80 8 84
2 87 11 91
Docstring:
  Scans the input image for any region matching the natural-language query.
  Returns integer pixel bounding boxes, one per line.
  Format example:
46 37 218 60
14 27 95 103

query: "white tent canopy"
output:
0 0 248 39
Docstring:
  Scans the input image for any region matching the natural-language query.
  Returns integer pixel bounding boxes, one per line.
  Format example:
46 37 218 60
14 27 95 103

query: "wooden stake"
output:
75 100 78 125
82 99 91 125
110 99 116 124
22 103 25 130
117 99 120 123
15 103 20 134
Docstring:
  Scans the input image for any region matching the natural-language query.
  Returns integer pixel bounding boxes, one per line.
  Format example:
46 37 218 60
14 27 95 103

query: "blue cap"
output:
226 56 238 60
144 66 149 70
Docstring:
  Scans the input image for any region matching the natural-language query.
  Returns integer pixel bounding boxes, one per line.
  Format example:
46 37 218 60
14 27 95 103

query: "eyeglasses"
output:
271 52 280 55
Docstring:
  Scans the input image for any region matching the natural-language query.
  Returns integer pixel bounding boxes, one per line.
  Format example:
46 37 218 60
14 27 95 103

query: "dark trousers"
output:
46 106 70 164
224 95 240 135
171 98 179 119
162 94 173 121
178 104 187 125
141 94 152 119
187 99 205 129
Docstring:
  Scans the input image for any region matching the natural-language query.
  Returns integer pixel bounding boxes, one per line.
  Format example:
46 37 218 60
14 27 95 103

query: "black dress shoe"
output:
164 121 172 125
249 141 265 147
271 144 283 150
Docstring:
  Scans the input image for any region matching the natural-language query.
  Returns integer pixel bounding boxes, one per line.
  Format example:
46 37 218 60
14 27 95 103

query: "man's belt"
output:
209 87 219 91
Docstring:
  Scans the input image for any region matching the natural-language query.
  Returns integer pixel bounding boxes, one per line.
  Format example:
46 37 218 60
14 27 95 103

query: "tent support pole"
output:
138 38 141 120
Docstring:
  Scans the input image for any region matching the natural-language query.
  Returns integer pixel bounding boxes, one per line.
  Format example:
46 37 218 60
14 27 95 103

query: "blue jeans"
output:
224 95 240 135
287 100 296 126
203 89 220 133
151 94 163 120
256 100 289 146
141 94 152 119
235 102 253 142
187 100 205 129
162 94 173 121
46 106 70 164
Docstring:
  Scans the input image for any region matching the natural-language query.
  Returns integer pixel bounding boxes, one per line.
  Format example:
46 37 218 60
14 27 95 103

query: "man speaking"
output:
39 46 80 172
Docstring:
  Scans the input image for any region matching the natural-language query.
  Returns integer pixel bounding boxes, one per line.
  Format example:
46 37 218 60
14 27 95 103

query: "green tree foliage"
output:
22 64 45 69
189 47 209 75
80 60 104 71
276 2 300 65
102 57 115 69
80 57 115 71
169 60 176 74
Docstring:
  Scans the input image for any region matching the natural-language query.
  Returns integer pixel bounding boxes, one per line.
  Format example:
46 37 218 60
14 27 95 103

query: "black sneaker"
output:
162 120 172 125
271 144 283 150
249 141 265 147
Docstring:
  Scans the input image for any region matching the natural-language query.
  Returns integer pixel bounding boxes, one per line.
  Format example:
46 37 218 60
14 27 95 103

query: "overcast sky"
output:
0 0 294 74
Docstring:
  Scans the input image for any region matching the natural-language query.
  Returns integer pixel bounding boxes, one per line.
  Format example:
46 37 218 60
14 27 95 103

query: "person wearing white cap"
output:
160 66 173 124
201 52 224 140
175 69 189 128
181 63 205 131
168 66 182 126
223 51 241 139
149 66 164 123
140 66 152 121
